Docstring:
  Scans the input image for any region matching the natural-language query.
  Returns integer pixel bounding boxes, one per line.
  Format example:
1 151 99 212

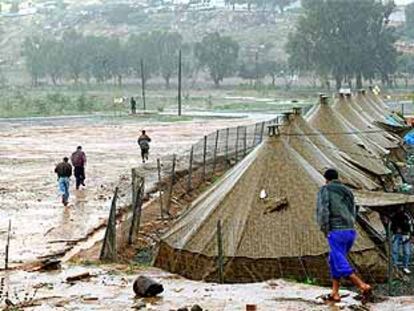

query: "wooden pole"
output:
217 220 224 284
225 127 229 168
100 187 118 261
213 130 219 174
178 49 182 116
128 177 144 245
157 158 164 219
259 121 265 143
387 220 393 296
187 146 194 192
235 126 240 162
202 135 207 182
140 59 146 112
166 154 176 214
243 126 247 156
5 220 11 270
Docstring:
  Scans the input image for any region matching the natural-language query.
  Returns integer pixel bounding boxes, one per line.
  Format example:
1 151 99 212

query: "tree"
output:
195 33 239 87
154 32 182 88
43 39 65 85
286 0 398 89
406 2 414 30
23 36 45 86
62 31 87 83
126 33 158 83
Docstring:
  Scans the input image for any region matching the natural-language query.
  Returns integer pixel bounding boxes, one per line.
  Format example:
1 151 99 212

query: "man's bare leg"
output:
331 279 341 301
348 273 371 292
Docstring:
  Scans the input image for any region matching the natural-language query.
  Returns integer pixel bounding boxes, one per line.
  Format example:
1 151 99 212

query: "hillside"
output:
0 0 298 85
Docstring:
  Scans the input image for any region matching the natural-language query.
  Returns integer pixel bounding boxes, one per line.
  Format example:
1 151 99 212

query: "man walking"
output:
390 206 413 274
316 168 372 303
71 146 87 190
55 157 72 206
137 130 151 163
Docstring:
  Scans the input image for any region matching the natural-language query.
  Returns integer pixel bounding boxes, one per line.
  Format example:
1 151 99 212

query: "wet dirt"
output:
0 115 260 265
0 265 396 311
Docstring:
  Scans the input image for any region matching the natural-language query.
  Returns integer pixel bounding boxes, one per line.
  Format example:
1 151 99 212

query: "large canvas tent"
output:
306 96 390 178
334 94 401 152
281 110 382 190
155 134 388 284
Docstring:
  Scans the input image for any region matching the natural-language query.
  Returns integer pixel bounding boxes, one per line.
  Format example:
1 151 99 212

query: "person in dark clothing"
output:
71 146 87 190
316 168 371 303
390 206 413 274
55 157 72 206
137 130 151 163
130 97 136 114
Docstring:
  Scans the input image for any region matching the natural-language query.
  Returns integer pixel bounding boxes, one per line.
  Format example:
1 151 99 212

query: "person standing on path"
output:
130 97 137 114
390 206 413 274
137 130 151 163
316 168 372 303
54 157 72 206
71 146 87 190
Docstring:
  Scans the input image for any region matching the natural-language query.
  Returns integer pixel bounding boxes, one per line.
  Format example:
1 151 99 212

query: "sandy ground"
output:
0 265 412 311
0 115 259 264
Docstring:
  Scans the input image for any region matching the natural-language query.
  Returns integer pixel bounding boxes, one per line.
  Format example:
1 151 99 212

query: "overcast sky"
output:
396 0 414 5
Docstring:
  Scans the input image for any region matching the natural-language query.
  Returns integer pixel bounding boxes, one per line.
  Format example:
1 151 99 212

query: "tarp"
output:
404 130 414 146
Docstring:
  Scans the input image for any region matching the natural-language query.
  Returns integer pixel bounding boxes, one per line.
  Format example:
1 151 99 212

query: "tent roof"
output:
281 111 381 190
354 190 414 207
161 135 378 259
306 100 390 176
334 96 400 150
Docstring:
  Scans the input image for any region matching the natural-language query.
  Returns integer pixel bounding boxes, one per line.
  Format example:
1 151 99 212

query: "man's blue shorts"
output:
328 229 357 279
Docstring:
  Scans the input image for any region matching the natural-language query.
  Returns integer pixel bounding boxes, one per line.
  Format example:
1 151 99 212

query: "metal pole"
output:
178 49 182 116
217 220 224 284
187 146 194 192
157 159 164 219
140 59 146 112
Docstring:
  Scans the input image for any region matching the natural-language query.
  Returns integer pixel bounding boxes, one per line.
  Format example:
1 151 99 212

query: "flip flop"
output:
319 294 341 303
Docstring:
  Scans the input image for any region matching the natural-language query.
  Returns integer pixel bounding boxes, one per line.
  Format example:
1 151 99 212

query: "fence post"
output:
202 136 207 182
235 126 240 162
260 122 265 143
243 126 247 157
128 175 144 245
100 187 118 261
253 123 259 148
5 220 11 270
225 128 229 168
213 130 219 174
387 220 393 296
157 159 164 220
166 154 177 215
217 220 224 284
187 146 194 193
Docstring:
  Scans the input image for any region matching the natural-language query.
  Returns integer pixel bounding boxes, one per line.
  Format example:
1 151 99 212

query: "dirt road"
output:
0 115 261 265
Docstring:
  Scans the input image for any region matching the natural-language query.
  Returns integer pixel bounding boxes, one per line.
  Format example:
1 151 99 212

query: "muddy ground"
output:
0 114 261 265
0 265 412 311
